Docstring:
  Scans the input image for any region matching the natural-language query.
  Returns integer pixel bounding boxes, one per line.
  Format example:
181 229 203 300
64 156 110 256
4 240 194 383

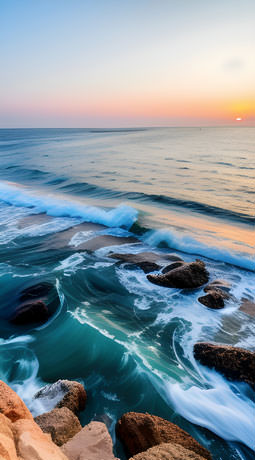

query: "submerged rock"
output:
19 282 53 302
130 442 208 460
116 412 211 459
108 252 161 273
34 407 82 447
239 298 255 317
61 421 117 460
194 342 255 386
0 380 33 422
203 280 231 293
34 380 87 415
198 290 226 309
10 300 49 325
147 260 209 289
161 261 185 274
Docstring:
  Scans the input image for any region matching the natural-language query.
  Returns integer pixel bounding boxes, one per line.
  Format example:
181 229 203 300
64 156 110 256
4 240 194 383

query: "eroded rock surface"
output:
34 407 82 446
0 380 33 422
116 412 211 459
147 260 209 289
130 442 208 460
194 342 255 386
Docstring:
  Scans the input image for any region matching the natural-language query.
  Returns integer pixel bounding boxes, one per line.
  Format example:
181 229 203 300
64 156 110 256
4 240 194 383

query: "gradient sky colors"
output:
0 0 254 127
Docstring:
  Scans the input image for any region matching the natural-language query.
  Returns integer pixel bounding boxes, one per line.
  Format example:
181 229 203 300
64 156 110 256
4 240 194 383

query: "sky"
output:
0 0 254 127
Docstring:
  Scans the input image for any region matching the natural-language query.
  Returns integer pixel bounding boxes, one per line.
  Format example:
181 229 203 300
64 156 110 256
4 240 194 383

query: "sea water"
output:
0 128 254 459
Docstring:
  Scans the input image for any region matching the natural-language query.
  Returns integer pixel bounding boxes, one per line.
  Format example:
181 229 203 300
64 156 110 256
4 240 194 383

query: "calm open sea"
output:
0 128 254 459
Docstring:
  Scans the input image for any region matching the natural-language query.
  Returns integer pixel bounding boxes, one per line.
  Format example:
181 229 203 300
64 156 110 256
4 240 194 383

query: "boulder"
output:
0 380 33 422
108 252 161 273
0 413 19 460
194 343 255 386
10 300 49 325
116 412 211 459
147 260 209 289
130 442 208 460
34 380 87 415
12 418 68 460
19 282 53 302
198 290 226 309
34 407 82 446
61 421 117 460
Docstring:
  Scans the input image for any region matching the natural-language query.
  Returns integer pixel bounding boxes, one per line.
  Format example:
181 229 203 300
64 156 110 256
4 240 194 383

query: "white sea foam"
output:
0 181 137 229
144 229 255 271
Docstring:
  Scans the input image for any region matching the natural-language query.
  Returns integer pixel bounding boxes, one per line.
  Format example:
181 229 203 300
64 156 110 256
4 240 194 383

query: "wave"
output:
0 181 137 229
144 229 255 271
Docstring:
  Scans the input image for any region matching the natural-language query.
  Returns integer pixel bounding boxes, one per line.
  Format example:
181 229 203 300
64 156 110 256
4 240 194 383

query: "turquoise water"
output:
0 128 254 459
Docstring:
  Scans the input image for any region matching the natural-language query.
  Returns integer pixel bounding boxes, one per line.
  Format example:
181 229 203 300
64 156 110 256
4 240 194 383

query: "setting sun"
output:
236 117 243 121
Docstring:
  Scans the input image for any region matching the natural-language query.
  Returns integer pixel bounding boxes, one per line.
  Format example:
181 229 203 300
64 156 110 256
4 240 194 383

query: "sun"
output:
235 117 242 121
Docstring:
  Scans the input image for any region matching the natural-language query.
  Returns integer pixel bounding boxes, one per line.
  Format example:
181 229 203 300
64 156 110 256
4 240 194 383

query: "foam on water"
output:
0 181 138 229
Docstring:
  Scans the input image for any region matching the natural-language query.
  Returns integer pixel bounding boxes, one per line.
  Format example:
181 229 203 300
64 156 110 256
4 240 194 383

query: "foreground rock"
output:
0 413 19 460
12 418 68 460
198 290 226 309
10 300 50 325
61 421 117 460
194 343 255 386
116 412 211 459
130 442 208 460
34 407 82 446
0 380 33 422
34 380 87 415
147 260 209 289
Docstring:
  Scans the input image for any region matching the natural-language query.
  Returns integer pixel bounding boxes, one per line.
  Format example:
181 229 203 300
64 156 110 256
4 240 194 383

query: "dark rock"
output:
147 260 209 289
116 412 211 460
34 380 87 415
198 290 226 309
161 262 185 274
204 280 231 293
34 407 82 446
10 300 49 325
19 282 53 302
108 252 161 273
130 442 208 460
194 342 255 386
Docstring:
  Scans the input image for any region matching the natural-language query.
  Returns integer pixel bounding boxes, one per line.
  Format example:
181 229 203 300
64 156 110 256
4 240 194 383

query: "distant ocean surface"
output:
0 128 254 459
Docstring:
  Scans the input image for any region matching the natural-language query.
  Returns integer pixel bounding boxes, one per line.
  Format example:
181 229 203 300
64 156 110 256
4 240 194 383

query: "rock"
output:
198 290 226 309
34 407 82 446
130 442 208 460
61 421 117 460
34 380 87 415
204 280 231 293
147 260 209 289
161 261 185 274
116 412 211 460
10 300 49 325
0 413 19 460
194 343 255 386
108 252 161 273
239 298 255 317
12 418 68 460
0 380 33 422
19 282 53 302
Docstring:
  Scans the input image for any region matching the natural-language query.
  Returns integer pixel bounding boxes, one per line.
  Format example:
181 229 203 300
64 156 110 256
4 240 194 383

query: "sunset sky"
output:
0 0 254 127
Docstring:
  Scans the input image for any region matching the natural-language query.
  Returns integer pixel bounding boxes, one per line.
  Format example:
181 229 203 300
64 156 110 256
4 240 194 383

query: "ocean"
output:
0 127 254 459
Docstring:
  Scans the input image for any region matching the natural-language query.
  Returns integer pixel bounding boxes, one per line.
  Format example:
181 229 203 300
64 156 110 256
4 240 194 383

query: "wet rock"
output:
19 282 53 302
34 407 82 446
239 298 255 317
108 252 161 273
10 300 50 325
34 380 87 415
198 290 226 309
116 412 211 459
61 421 117 460
0 380 33 422
0 413 19 460
130 442 208 460
204 280 231 293
12 418 68 460
147 260 209 289
194 342 255 386
161 261 185 274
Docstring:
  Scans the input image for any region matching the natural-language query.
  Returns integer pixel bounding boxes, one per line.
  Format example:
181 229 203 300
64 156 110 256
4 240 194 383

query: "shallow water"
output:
0 128 254 459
